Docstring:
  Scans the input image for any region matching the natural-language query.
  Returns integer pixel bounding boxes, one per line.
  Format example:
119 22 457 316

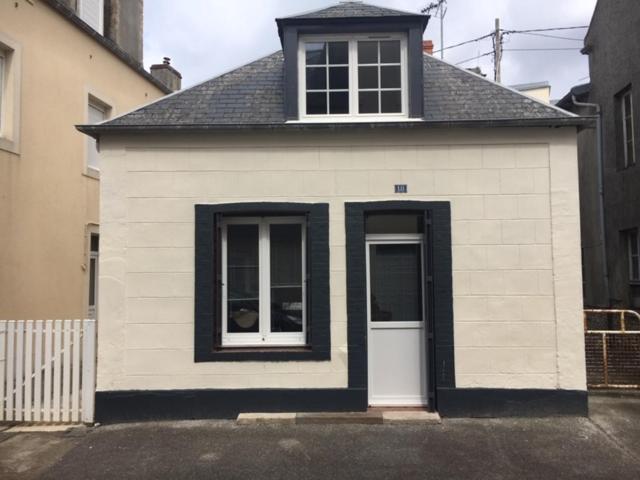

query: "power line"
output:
503 47 582 51
433 32 494 54
455 51 494 66
508 31 584 41
506 26 589 33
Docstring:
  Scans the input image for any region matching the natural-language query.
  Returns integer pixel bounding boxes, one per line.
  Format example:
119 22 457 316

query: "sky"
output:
143 0 597 100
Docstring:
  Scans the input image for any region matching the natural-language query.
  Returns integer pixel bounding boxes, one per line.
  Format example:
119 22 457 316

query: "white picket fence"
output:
0 319 96 423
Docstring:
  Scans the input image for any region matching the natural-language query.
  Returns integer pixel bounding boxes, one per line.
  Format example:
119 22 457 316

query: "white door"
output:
366 234 427 406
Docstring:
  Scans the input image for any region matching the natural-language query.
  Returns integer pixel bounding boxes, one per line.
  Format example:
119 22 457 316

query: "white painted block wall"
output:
97 128 586 392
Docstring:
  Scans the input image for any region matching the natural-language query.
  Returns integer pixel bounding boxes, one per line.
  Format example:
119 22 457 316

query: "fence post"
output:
81 319 96 424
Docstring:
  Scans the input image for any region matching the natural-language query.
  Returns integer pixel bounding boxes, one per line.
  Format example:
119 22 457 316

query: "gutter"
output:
77 116 594 140
572 95 609 306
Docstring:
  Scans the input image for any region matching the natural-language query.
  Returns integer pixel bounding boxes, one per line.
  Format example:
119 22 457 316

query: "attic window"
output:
299 34 407 121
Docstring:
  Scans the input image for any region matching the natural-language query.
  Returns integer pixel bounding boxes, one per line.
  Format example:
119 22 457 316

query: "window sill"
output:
84 167 100 180
288 116 424 124
195 345 330 363
0 136 20 155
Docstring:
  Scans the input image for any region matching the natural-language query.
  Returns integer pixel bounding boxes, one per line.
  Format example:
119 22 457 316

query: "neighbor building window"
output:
620 88 635 167
78 0 105 35
0 34 21 154
222 216 306 347
88 233 99 319
628 228 640 282
299 34 407 120
87 100 109 172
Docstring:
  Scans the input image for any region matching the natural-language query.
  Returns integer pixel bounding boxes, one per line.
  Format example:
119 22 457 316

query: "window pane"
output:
227 224 259 333
366 213 424 234
380 40 401 63
328 41 348 64
369 244 423 322
306 67 326 90
329 92 349 114
624 93 632 114
88 258 96 306
307 92 327 115
359 91 379 114
381 65 401 88
631 231 639 256
329 66 349 90
306 42 326 65
90 233 99 252
381 90 402 113
270 224 303 333
358 66 378 89
358 41 378 64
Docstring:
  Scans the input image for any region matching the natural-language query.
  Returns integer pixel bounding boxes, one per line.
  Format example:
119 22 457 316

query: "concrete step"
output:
236 411 441 425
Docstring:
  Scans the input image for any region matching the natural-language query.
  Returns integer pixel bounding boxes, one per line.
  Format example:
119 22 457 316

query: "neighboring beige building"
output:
0 0 174 320
81 2 589 421
512 81 552 104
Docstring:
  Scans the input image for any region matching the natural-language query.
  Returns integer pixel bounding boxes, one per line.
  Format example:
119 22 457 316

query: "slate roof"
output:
281 2 423 20
80 51 582 136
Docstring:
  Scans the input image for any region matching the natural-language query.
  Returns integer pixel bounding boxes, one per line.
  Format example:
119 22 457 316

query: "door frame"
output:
345 201 455 413
365 234 428 406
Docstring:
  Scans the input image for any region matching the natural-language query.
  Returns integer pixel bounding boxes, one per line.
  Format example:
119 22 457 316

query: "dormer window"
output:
299 34 407 121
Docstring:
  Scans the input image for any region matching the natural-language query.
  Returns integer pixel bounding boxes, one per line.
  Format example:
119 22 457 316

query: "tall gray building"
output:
559 0 640 309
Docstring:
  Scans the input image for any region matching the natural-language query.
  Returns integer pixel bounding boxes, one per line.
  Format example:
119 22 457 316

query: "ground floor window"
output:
222 216 306 346
88 232 99 319
194 203 330 362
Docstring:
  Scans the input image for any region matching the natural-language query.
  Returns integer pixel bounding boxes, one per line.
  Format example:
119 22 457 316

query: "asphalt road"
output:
1 393 639 479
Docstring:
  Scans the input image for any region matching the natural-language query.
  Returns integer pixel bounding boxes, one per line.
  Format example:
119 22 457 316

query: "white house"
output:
79 2 589 422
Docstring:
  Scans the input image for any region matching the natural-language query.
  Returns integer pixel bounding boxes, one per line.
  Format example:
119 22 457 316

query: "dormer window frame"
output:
297 32 409 123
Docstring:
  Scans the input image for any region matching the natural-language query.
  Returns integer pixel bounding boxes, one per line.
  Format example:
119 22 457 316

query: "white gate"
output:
0 319 96 423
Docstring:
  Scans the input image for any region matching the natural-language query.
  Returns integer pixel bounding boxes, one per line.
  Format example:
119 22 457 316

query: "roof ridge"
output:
423 53 577 118
279 1 423 20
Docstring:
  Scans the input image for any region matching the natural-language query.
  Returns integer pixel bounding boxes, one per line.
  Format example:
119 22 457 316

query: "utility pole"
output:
494 18 502 83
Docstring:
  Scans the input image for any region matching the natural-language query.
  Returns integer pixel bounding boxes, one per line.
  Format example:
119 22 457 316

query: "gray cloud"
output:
144 0 596 99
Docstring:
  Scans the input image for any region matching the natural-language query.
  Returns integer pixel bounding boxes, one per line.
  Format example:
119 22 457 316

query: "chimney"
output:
150 57 182 92
104 0 144 64
422 40 434 55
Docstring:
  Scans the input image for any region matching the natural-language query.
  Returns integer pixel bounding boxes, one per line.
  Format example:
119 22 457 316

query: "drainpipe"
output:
572 95 610 306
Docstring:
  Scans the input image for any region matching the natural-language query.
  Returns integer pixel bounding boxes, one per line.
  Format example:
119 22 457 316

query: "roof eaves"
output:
76 116 593 140
42 0 172 94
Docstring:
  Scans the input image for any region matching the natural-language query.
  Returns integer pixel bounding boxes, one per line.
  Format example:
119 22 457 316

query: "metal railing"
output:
584 309 640 389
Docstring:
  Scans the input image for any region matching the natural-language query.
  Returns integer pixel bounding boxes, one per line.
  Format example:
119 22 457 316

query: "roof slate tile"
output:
100 51 573 129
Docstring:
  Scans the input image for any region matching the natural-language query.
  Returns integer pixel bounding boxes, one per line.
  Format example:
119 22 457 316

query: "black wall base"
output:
437 388 588 417
95 387 588 423
95 388 367 423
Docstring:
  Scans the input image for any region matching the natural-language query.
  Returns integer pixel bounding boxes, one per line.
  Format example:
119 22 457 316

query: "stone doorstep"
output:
236 411 441 425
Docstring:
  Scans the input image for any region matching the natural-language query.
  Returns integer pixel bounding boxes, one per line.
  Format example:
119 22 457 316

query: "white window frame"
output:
87 232 99 319
86 98 110 176
298 33 409 122
221 216 307 347
628 228 640 283
622 90 635 167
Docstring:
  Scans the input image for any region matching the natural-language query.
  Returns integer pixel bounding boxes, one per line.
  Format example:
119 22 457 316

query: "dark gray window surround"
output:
194 203 330 362
345 201 454 410
278 19 426 121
